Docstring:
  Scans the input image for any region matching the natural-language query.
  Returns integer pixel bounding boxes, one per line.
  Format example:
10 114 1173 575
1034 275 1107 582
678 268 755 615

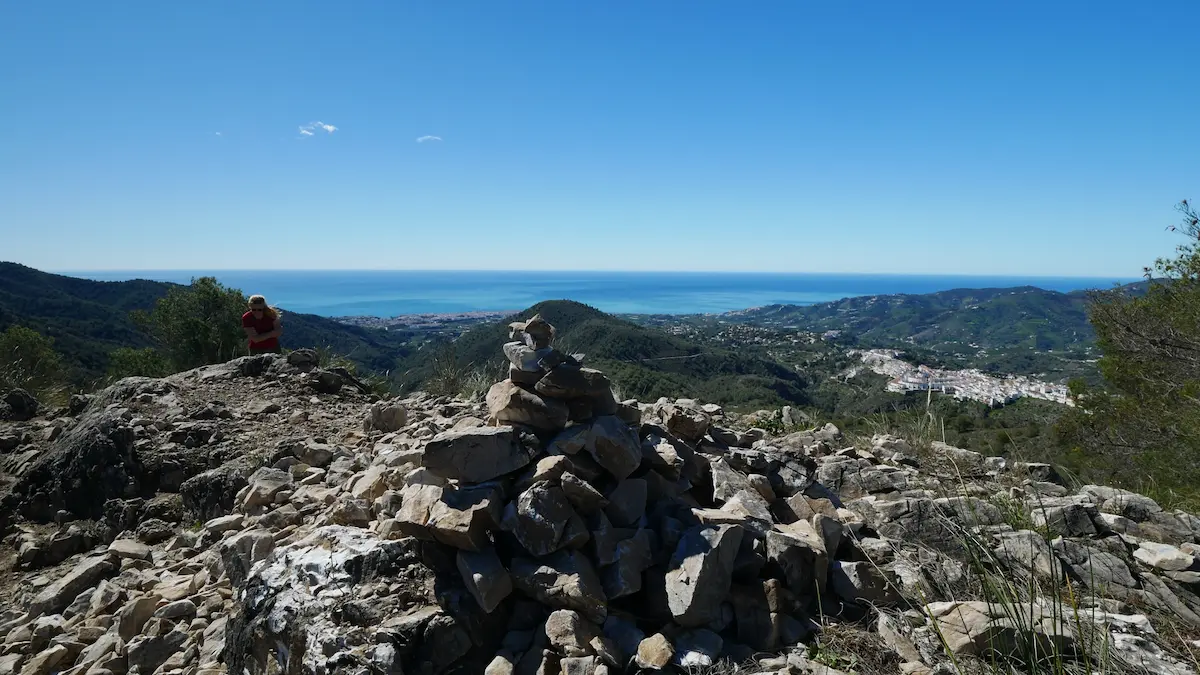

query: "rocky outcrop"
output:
2 338 1199 675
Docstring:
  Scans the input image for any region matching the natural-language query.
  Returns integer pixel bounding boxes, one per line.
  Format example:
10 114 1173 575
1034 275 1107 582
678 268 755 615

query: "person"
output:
242 295 283 355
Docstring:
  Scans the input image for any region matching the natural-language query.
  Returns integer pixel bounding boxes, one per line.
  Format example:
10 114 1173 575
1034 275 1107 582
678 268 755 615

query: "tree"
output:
0 325 68 403
1058 200 1200 498
134 277 248 371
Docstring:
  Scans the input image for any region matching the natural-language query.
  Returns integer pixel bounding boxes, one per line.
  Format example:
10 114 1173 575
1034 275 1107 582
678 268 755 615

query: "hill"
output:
718 285 1147 381
730 285 1097 350
400 299 812 408
0 262 415 381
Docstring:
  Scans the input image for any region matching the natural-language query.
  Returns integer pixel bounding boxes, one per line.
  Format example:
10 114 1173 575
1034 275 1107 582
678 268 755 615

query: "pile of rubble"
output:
1 318 1200 675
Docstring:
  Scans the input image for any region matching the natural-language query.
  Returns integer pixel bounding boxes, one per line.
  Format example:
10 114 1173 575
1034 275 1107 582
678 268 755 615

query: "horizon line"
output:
38 266 1140 281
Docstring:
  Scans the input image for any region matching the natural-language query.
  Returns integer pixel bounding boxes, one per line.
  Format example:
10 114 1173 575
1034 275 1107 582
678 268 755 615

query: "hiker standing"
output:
242 294 283 355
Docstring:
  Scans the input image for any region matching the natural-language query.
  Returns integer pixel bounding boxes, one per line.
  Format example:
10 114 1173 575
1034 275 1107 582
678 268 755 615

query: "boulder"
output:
2 406 140 523
655 403 710 442
224 526 474 675
241 467 293 509
501 481 586 557
635 633 675 670
604 479 647 527
503 341 543 371
306 369 344 394
765 521 829 596
487 380 569 431
560 472 609 515
510 551 607 624
545 609 600 657
423 426 534 483
586 416 642 480
1134 542 1197 572
458 547 513 613
428 484 505 551
601 529 654 599
219 529 276 588
829 560 900 605
924 601 1076 658
1030 502 1098 538
2 388 38 421
29 554 116 616
535 366 611 400
364 400 408 433
671 629 723 668
665 524 744 627
180 456 258 520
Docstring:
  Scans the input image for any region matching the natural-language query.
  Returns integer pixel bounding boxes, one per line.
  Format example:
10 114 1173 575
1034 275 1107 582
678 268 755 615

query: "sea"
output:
70 270 1133 317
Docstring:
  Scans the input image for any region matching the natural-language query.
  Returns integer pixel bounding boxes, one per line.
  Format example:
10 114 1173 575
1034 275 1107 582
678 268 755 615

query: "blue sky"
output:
1 1 1197 276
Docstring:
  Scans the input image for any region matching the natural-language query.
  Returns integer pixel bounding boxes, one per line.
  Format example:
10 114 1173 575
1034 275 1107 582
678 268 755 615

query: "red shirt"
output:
242 311 279 350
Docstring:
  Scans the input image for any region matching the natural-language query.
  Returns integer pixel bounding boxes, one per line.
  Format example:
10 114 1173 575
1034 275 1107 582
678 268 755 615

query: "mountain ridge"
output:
0 262 415 380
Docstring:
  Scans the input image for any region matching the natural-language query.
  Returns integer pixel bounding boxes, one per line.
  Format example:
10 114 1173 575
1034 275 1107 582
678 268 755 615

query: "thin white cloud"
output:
214 131 222 137
416 135 442 143
298 121 337 138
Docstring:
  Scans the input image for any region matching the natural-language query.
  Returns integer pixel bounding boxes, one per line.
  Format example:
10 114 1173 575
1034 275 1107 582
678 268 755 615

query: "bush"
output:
107 347 172 379
133 277 248 372
0 325 69 404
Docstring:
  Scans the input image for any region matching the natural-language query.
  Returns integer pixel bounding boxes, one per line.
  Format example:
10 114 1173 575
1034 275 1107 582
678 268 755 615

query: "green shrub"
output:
106 347 172 379
0 325 69 405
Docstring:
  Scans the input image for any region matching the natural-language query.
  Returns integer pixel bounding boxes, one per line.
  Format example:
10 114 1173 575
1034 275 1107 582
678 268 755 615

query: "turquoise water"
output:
70 270 1132 317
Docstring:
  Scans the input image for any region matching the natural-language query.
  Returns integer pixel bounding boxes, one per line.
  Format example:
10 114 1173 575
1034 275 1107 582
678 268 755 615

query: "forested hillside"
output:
399 300 811 408
0 263 414 380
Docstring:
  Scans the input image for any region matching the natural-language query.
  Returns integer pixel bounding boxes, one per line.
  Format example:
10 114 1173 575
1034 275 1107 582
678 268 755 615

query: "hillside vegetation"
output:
718 285 1138 381
732 285 1095 350
0 263 415 381
399 300 811 408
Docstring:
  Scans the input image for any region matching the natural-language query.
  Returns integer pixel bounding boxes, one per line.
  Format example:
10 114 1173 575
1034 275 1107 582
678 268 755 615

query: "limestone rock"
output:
666 524 744 627
364 400 408 433
107 538 152 561
457 547 513 613
766 521 829 596
511 551 607 624
224 526 469 675
502 481 585 557
535 366 611 400
604 479 647 527
656 402 710 442
487 380 569 431
586 416 642 480
29 554 116 616
671 629 723 668
560 472 609 515
1134 542 1197 572
424 426 533 483
428 483 504 551
545 609 599 657
830 560 900 605
635 633 674 670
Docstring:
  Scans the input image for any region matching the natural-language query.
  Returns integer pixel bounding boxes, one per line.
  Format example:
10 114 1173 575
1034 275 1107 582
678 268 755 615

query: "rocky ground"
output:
1 350 1199 675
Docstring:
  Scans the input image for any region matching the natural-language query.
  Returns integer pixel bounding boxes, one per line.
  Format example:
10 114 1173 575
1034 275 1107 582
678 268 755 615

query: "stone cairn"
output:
362 314 855 673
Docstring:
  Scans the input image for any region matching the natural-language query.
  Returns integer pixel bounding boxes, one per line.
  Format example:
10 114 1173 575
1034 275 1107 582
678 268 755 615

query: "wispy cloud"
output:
416 135 442 143
299 121 338 138
214 131 223 137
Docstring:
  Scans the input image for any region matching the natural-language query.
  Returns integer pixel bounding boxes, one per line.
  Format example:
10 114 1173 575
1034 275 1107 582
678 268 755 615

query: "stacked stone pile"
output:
2 323 1200 674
